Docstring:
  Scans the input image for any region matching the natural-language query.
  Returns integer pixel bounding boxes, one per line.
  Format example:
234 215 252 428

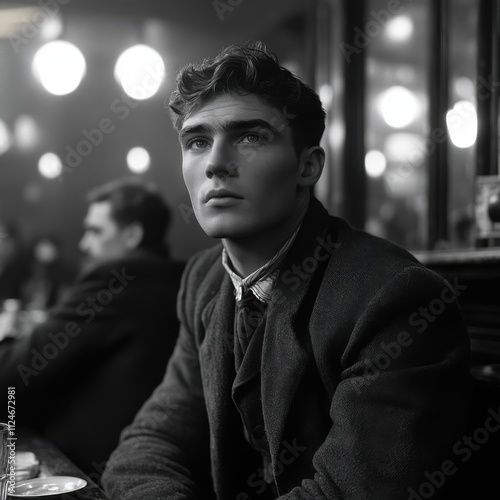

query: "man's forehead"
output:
181 93 290 131
85 201 113 224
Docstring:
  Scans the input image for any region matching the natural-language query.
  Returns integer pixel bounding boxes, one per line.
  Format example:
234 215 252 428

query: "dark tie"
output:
233 289 266 370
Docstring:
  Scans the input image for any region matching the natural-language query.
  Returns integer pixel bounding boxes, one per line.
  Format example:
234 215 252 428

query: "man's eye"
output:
186 138 209 149
242 133 260 143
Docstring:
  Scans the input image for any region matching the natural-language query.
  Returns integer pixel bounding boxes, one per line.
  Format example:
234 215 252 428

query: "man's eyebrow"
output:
179 124 211 139
179 119 280 139
220 119 280 134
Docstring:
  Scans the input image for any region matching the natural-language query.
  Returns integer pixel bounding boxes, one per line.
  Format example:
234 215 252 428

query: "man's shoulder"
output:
315 213 439 299
182 243 224 288
329 214 421 269
302 198 422 275
177 243 225 314
80 249 179 276
71 250 185 302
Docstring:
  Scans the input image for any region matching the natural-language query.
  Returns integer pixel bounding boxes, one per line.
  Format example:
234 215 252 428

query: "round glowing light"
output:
14 115 38 149
454 77 475 100
23 183 42 203
384 133 424 164
385 16 414 42
114 45 165 100
0 120 12 155
127 147 150 173
40 16 63 39
446 100 477 148
365 150 387 178
38 152 62 178
328 121 345 149
378 86 419 128
319 84 334 108
32 41 86 96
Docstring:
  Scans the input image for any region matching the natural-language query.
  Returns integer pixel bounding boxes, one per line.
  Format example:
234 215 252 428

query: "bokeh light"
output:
446 100 477 148
454 77 475 100
318 84 334 108
114 45 165 100
32 41 86 96
38 152 63 178
378 86 420 128
127 147 151 173
385 16 414 42
40 16 63 39
365 150 387 178
0 120 12 155
14 115 38 150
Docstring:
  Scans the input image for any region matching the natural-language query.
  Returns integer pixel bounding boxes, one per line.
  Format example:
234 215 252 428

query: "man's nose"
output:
205 141 238 179
79 233 89 253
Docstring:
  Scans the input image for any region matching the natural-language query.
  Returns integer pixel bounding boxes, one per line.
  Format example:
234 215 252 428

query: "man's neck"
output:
223 198 309 278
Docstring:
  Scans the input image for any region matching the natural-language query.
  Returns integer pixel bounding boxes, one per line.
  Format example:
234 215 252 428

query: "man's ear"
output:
124 222 144 250
297 146 325 188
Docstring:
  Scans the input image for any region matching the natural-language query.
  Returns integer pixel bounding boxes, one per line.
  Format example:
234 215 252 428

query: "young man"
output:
0 178 184 478
102 43 470 499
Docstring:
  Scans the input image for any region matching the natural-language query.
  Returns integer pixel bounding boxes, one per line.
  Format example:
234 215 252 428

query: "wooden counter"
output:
10 428 107 499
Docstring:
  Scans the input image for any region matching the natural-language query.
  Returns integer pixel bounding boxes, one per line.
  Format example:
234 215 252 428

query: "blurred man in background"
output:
0 220 30 303
0 177 184 478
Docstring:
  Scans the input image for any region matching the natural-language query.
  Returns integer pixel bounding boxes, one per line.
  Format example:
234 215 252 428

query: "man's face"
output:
79 201 128 261
179 93 303 240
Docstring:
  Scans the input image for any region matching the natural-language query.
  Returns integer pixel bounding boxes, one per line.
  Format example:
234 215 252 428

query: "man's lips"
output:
204 189 243 203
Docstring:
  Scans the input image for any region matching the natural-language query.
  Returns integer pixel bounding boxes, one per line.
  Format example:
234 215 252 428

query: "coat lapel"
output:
262 198 335 464
198 273 243 497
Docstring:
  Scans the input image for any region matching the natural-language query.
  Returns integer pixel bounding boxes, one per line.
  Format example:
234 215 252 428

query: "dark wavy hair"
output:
86 178 171 251
168 41 326 152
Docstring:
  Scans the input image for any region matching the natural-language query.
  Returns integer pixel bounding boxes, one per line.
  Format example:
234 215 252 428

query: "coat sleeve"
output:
101 257 213 500
278 267 471 499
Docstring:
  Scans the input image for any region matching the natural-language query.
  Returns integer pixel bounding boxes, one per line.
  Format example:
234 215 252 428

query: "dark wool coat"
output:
103 199 470 499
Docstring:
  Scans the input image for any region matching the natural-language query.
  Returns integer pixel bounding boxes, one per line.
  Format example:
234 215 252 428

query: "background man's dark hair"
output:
168 41 326 153
86 177 171 251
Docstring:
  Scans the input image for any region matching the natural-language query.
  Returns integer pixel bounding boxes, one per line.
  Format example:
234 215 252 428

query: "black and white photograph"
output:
0 1 499 499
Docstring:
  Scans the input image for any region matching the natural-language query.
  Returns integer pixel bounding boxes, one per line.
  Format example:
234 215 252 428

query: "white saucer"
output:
9 476 87 497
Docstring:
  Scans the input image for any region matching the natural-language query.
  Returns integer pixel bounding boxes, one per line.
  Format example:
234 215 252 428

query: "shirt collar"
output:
222 223 301 303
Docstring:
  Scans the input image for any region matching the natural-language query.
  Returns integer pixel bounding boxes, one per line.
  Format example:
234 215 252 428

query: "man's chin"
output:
199 221 250 240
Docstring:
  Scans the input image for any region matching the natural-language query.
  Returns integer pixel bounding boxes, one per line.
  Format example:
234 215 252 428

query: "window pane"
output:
365 0 430 250
448 0 479 249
